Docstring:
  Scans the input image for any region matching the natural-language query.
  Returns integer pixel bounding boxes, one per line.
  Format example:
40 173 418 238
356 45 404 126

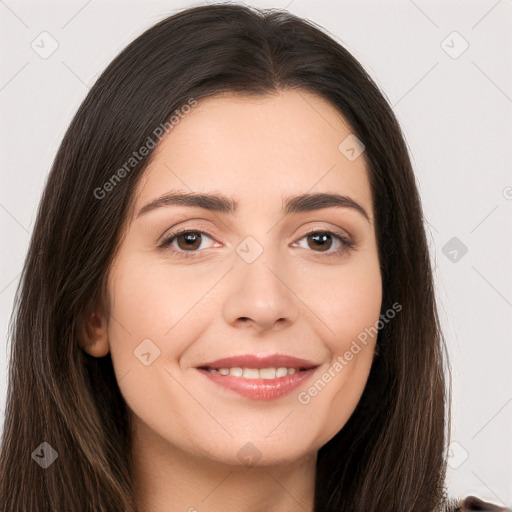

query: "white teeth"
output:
230 367 243 377
259 367 276 379
275 367 288 378
207 367 301 379
242 368 260 379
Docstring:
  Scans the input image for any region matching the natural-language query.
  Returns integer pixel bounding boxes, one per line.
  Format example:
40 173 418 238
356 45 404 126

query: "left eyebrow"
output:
136 190 370 222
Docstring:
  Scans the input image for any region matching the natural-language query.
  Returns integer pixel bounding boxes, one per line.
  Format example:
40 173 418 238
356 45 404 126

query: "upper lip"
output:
197 354 320 370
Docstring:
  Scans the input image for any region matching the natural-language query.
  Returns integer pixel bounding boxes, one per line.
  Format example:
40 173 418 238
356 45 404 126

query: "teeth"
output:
230 367 243 377
242 368 260 379
208 367 300 379
259 367 276 379
276 367 288 378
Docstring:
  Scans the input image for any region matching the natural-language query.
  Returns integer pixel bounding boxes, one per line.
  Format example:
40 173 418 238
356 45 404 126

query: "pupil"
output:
179 232 201 250
310 233 331 252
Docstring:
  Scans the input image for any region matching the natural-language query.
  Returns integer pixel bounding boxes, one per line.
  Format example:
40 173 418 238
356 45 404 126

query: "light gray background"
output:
1 0 511 505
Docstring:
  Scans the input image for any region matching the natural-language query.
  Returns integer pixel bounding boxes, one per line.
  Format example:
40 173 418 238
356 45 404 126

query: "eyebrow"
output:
137 190 370 221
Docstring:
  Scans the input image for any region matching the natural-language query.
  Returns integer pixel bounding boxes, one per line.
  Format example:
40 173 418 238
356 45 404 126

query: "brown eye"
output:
175 231 202 251
293 229 355 257
306 232 333 252
160 230 217 257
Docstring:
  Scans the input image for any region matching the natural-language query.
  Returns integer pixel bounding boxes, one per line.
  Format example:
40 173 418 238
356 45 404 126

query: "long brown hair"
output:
0 3 454 511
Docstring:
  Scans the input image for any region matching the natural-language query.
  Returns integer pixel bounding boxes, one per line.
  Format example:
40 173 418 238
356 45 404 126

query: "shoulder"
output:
448 495 512 512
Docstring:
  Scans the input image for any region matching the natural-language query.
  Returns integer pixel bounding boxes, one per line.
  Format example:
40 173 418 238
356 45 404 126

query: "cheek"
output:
301 249 382 353
103 255 207 386
106 252 219 348
103 256 219 434
295 254 382 443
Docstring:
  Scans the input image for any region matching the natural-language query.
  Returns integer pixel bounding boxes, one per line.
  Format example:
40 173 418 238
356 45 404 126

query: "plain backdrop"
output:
1 0 511 505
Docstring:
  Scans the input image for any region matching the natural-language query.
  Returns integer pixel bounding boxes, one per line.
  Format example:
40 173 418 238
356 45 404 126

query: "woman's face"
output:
96 89 382 466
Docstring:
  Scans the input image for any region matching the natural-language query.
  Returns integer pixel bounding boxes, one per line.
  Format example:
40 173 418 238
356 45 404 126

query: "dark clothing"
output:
457 495 511 511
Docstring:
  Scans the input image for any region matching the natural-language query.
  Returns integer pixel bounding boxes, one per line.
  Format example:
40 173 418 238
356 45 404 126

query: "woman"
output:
0 3 508 511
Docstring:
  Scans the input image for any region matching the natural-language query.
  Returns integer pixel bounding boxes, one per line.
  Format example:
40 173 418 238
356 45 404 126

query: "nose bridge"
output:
222 234 299 330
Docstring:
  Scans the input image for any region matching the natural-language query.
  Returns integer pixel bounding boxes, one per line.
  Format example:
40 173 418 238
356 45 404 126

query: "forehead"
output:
133 89 373 219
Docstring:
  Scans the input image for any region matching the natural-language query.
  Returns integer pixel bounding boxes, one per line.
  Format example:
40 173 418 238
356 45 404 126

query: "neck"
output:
130 418 317 512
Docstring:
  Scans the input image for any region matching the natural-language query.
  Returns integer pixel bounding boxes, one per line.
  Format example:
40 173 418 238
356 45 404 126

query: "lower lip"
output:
196 368 317 401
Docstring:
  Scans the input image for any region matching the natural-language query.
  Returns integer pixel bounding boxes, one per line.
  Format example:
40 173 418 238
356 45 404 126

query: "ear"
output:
78 305 110 358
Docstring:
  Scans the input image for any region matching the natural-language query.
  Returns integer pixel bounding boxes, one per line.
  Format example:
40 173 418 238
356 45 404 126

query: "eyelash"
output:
159 228 355 259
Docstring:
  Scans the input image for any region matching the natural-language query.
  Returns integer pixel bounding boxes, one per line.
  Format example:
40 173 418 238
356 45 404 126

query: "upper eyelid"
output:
159 218 353 240
161 225 351 239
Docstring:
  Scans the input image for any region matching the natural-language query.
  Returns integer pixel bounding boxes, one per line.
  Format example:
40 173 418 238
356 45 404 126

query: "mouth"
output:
197 366 313 378
195 353 320 401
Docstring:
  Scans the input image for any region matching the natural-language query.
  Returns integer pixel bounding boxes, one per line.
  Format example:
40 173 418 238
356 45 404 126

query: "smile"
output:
206 366 300 378
196 366 318 400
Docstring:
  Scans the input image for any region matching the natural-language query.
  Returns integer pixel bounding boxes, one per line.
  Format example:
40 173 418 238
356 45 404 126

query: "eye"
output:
159 229 218 258
292 230 355 257
159 228 355 259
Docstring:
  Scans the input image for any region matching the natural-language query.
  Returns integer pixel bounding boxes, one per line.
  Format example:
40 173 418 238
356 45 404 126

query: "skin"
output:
81 89 382 512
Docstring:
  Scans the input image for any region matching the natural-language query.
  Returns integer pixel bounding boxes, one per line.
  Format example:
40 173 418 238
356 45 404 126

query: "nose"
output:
222 252 299 333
